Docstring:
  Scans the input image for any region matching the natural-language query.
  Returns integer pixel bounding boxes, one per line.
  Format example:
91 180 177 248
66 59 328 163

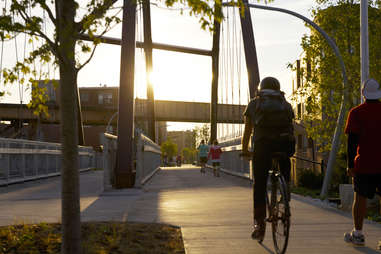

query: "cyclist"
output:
344 78 381 246
197 140 209 173
241 77 295 240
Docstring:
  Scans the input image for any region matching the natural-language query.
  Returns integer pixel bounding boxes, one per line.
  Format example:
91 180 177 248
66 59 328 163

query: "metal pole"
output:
210 4 221 144
236 2 349 199
115 0 136 188
238 0 260 99
360 0 369 104
143 0 156 141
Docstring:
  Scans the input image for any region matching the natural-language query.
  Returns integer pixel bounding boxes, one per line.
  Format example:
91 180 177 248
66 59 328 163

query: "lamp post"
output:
360 0 369 104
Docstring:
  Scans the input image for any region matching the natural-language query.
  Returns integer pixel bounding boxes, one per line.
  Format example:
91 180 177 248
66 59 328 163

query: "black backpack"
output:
254 92 295 156
254 93 292 128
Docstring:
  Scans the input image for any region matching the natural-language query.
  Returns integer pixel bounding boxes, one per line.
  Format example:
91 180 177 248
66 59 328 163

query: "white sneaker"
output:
344 231 365 246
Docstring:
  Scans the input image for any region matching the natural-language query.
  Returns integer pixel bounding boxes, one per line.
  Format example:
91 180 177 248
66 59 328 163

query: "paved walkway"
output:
0 167 380 253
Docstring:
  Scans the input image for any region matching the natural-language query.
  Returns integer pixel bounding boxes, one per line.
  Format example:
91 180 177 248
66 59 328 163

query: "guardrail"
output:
219 137 325 187
135 131 161 187
101 133 118 190
0 137 95 186
101 130 161 189
219 137 251 179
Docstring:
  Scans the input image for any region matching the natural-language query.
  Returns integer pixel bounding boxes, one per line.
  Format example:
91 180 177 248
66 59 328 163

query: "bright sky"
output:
0 0 317 131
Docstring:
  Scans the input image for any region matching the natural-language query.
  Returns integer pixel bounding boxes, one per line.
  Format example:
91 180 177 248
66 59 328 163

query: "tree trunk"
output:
56 1 82 253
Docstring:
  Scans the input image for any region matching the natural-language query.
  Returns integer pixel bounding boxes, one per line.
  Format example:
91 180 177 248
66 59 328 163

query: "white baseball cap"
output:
362 78 381 100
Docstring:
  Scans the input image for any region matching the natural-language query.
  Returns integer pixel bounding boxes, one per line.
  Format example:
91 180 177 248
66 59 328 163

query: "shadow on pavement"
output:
353 246 381 254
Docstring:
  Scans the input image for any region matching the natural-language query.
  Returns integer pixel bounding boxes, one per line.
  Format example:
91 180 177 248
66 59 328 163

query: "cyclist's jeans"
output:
252 139 291 221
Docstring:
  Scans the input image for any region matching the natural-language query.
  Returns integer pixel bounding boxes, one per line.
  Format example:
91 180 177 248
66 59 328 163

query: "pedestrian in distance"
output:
241 76 295 241
344 78 381 247
197 140 209 173
208 140 223 177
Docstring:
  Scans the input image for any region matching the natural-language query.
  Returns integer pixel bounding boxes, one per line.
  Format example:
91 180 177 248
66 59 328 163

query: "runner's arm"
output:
242 116 253 154
347 132 359 176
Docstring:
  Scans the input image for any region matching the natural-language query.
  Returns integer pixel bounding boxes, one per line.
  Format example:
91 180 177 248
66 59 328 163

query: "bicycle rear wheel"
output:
270 174 290 254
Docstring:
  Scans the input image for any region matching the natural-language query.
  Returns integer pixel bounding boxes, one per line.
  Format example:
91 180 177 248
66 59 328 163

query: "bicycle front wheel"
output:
270 174 290 254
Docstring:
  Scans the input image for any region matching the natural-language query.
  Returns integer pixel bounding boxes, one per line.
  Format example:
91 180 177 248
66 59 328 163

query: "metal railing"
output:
101 130 161 189
135 131 161 187
0 137 95 186
219 137 326 186
219 137 251 179
292 154 325 174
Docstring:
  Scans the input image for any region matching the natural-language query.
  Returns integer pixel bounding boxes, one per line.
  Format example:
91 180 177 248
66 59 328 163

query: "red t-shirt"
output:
344 101 381 174
208 145 222 161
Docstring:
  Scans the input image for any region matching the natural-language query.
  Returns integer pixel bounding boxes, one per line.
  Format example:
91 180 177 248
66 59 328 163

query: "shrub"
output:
297 168 324 190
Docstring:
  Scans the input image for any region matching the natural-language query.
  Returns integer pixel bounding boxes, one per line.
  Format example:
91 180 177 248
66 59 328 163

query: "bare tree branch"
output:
76 19 114 71
34 0 57 26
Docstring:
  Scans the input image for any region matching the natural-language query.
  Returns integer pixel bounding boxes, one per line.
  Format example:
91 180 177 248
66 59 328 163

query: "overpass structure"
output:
0 99 245 125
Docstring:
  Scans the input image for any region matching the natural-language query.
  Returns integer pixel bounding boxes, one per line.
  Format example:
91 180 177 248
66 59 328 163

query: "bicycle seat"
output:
272 152 288 160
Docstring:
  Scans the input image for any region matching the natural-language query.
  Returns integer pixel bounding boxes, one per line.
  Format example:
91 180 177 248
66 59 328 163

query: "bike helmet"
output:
259 77 280 91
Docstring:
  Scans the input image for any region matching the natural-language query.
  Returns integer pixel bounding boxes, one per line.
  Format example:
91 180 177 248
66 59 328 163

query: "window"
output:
98 94 104 104
98 93 112 104
297 103 302 119
104 93 112 104
298 134 303 149
80 93 89 102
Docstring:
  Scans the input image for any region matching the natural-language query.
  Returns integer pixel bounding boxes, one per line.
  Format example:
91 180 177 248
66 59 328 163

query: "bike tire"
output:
270 173 290 254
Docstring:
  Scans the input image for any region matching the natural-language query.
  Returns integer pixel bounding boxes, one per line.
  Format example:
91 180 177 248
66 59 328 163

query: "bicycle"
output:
241 151 291 254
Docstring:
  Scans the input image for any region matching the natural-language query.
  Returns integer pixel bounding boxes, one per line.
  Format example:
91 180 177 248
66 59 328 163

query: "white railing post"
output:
21 143 26 179
34 144 38 176
5 143 10 184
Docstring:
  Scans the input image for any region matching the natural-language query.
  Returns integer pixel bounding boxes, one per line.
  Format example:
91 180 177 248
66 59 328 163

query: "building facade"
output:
290 53 326 185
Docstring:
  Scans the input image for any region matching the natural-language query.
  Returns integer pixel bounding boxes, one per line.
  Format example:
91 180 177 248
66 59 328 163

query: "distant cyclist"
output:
198 140 209 173
241 77 295 240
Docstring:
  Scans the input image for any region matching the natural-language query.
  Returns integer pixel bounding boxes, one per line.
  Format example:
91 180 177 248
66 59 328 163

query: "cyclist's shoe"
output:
344 231 365 246
251 221 266 242
377 240 381 250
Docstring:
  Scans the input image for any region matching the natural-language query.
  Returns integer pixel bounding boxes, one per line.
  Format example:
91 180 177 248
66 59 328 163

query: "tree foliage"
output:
161 138 178 159
294 2 381 157
193 123 210 145
0 0 272 252
0 0 121 115
182 147 197 163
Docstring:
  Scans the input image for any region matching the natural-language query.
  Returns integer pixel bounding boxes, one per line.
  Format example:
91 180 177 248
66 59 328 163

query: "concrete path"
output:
0 167 380 254
129 166 381 254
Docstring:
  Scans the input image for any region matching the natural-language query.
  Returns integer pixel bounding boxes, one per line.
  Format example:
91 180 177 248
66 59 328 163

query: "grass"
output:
291 186 322 199
0 222 185 254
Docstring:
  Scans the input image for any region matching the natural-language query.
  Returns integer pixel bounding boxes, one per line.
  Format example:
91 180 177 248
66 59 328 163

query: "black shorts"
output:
200 157 207 163
212 162 220 167
354 174 381 199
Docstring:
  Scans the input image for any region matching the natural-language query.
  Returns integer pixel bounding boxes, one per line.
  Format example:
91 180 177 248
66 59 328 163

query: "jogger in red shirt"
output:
208 140 223 177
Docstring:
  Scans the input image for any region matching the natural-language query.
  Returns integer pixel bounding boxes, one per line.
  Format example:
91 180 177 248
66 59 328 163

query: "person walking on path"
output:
198 140 209 173
208 140 223 177
241 77 295 241
344 78 381 247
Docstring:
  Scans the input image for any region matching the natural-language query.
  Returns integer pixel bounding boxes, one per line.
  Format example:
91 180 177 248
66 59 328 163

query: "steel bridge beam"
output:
79 34 212 56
